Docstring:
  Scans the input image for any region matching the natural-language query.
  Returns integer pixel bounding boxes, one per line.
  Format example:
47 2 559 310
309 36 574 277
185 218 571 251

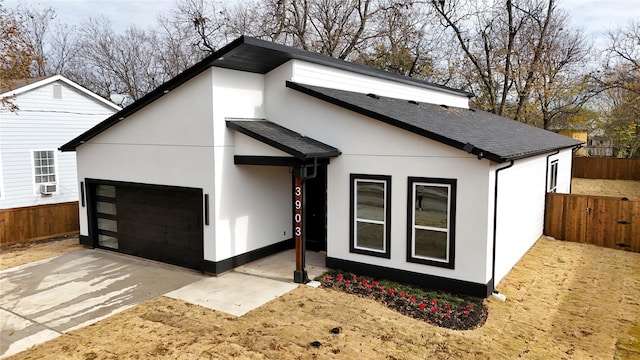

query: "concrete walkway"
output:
0 248 326 358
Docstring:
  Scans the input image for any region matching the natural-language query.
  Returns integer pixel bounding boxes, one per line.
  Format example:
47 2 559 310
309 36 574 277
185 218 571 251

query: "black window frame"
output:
349 174 392 259
406 177 456 269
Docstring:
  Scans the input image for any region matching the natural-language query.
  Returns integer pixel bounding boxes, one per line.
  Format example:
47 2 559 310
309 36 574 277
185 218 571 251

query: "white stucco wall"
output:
0 80 117 209
76 70 217 260
211 68 292 261
492 148 573 286
264 64 494 285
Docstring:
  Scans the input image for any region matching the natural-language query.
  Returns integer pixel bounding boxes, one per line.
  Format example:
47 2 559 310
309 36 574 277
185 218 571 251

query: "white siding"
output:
0 80 116 209
291 60 470 108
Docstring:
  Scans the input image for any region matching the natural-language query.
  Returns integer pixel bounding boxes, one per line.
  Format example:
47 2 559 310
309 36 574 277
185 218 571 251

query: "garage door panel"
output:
91 181 204 270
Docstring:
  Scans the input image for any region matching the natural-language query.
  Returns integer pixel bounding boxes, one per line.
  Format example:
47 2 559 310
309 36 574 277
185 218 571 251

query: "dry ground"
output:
572 178 640 198
0 236 83 270
2 237 639 360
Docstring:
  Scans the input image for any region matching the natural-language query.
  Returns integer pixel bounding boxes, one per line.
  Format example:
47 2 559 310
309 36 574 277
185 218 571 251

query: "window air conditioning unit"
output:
39 183 57 195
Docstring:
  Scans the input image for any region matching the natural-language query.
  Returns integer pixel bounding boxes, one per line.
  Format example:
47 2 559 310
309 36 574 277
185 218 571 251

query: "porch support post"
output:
293 173 308 283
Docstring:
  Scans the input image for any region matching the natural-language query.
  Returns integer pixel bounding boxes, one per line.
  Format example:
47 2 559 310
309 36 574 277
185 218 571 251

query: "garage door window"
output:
96 185 118 249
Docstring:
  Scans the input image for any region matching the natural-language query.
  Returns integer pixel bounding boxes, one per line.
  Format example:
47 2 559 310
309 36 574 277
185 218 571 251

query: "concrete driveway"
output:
0 249 204 357
0 248 307 358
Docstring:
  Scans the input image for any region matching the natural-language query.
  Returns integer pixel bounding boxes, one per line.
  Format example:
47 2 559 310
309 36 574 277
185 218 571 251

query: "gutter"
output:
491 160 515 299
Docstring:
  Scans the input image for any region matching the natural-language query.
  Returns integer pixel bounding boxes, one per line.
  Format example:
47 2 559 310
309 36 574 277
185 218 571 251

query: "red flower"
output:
362 279 369 284
409 296 417 303
388 288 395 295
431 299 438 305
345 280 351 285
357 281 363 286
418 303 426 309
352 275 358 281
444 305 451 311
466 303 474 310
430 306 438 313
372 281 379 287
336 278 342 283
398 292 405 297
337 273 344 278
324 275 331 281
365 285 372 290
379 286 385 291
445 312 451 318
462 310 470 316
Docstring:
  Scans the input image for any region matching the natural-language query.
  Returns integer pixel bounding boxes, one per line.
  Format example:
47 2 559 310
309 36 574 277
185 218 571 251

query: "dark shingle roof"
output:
60 36 470 152
286 82 583 163
226 119 341 160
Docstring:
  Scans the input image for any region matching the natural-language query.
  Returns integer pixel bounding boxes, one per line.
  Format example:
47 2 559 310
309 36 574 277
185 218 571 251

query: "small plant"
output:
316 270 487 330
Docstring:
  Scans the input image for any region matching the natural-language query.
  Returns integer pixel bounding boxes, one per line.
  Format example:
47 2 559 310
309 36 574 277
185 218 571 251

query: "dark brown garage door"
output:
88 180 204 270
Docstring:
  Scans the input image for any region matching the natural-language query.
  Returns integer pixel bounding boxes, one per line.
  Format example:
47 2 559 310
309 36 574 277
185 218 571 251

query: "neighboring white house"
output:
0 75 119 244
61 37 581 297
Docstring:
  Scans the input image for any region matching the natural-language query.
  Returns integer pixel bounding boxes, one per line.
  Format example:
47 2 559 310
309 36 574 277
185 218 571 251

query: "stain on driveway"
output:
0 249 204 358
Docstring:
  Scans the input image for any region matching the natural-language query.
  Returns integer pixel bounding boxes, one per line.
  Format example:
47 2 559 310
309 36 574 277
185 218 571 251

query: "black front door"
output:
304 165 327 251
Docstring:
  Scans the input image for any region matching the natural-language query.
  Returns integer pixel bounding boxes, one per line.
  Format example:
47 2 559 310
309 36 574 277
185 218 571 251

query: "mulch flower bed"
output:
318 271 488 330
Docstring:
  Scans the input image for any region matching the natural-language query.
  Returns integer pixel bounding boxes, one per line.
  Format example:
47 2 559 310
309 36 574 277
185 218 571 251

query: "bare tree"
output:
429 0 591 127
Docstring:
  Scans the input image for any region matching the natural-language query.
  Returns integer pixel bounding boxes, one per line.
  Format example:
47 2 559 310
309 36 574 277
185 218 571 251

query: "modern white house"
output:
0 75 119 245
60 37 581 297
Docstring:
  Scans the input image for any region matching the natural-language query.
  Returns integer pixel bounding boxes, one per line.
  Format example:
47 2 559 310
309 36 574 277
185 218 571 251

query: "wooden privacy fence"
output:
545 193 639 252
0 202 79 247
572 157 640 180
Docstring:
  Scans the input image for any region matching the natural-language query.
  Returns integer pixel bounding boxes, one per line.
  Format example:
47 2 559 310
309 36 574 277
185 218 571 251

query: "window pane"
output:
356 221 384 251
98 234 118 249
96 185 116 197
97 201 117 215
98 218 118 232
415 229 447 260
415 185 448 229
356 181 384 221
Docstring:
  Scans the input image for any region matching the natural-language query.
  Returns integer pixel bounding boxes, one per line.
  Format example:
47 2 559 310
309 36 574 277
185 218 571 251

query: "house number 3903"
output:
295 185 302 237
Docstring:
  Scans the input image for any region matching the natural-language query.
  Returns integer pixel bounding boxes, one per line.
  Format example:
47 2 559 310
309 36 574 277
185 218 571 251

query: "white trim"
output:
411 182 451 263
0 75 121 111
31 149 59 195
353 178 388 253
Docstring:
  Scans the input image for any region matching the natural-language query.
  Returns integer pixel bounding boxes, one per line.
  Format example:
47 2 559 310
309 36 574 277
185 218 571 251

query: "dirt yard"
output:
0 236 84 270
3 237 639 359
572 178 640 198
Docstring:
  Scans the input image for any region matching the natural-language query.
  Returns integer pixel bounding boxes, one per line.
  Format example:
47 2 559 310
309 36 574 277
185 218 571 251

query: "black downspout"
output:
491 160 514 295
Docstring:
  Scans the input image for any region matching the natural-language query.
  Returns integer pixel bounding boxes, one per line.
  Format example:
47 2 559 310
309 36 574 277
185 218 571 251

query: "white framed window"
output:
548 160 558 193
350 174 392 258
32 150 57 193
407 177 456 269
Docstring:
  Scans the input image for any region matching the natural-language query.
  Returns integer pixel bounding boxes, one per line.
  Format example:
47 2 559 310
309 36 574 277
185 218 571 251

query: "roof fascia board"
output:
285 81 505 163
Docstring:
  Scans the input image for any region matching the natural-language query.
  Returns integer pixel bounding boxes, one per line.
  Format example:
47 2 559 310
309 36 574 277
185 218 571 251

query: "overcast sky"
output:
5 0 640 47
